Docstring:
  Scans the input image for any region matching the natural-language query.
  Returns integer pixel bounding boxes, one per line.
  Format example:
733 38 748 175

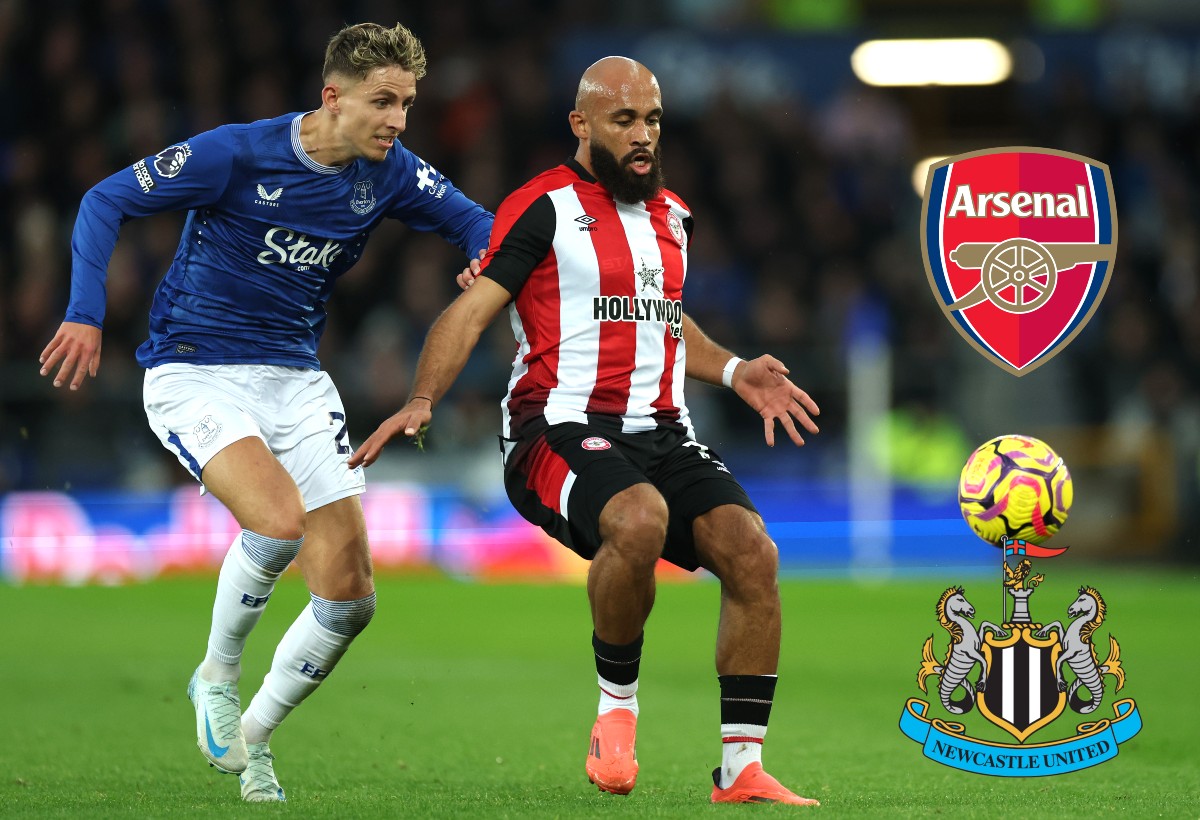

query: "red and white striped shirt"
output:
481 159 695 440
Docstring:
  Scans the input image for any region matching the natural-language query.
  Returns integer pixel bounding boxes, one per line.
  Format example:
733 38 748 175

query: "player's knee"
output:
309 565 374 603
742 532 780 588
718 538 780 605
600 485 668 566
700 509 779 592
601 527 666 572
257 502 306 542
311 591 376 638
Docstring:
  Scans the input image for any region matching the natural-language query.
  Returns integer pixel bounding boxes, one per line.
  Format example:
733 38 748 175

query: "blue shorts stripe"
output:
166 431 202 480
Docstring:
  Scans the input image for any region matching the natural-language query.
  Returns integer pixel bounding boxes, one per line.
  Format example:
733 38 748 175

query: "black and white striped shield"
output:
977 627 1067 742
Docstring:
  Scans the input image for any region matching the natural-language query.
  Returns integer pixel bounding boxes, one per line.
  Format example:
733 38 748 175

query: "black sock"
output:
719 674 777 731
593 632 643 686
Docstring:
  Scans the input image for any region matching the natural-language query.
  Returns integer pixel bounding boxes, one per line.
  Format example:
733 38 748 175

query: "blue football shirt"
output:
66 112 493 369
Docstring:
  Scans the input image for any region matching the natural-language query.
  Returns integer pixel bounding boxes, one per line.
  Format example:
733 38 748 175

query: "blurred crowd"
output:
1 1 1198 555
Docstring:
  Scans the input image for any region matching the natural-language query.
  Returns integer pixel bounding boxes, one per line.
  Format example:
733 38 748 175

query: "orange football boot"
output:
711 762 820 806
585 709 638 795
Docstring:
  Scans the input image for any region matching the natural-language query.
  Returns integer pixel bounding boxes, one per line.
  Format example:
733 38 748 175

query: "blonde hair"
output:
323 22 427 82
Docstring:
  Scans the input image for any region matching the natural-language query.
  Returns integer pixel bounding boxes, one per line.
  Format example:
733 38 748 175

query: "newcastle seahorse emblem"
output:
917 586 1006 715
1036 586 1126 713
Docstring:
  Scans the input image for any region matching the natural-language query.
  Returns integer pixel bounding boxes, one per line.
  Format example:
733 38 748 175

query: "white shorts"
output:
143 363 365 512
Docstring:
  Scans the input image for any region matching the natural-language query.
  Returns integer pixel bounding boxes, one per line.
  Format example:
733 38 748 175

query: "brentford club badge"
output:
666 211 685 248
582 437 611 451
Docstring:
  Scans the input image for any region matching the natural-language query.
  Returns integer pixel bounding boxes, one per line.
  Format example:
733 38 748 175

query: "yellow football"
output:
958 435 1072 545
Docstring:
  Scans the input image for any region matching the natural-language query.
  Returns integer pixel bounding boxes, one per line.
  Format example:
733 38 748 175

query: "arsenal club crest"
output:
921 148 1118 376
899 538 1141 776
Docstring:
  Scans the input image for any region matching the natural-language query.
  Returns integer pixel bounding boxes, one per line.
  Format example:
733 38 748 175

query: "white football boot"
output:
240 743 287 802
187 668 249 774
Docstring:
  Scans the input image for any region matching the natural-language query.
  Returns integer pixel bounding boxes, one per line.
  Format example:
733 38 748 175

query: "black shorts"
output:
501 422 757 571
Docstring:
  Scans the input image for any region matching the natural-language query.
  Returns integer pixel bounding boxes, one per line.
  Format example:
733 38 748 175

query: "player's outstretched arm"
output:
348 276 511 468
39 321 102 391
681 314 820 448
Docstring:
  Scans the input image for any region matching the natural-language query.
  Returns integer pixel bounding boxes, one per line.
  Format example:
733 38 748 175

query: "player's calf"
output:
200 530 304 683
242 592 377 744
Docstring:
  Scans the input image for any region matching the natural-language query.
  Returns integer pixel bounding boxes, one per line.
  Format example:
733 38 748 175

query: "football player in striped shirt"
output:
39 22 492 803
351 56 822 806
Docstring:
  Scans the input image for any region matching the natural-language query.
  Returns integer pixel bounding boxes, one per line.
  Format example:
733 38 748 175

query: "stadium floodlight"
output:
851 39 1012 87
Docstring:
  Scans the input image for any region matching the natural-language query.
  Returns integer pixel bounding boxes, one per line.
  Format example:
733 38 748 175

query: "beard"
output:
589 142 664 204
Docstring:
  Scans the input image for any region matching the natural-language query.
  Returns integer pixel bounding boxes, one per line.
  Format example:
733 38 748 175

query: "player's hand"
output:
731 355 820 447
347 397 434 469
39 321 102 391
456 248 487 290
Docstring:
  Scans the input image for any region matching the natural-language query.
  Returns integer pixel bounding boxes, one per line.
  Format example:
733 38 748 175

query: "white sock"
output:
598 675 639 717
199 531 302 683
720 725 766 788
243 593 375 744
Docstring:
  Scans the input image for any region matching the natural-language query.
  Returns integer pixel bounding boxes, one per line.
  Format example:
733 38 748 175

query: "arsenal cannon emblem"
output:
921 148 1117 376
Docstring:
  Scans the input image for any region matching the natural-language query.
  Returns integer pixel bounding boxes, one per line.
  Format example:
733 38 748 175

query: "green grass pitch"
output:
1 567 1196 817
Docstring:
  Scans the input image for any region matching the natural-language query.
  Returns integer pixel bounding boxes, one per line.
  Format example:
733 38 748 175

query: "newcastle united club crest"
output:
899 537 1141 776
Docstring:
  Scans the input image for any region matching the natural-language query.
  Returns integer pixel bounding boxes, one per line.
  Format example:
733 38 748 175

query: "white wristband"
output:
721 356 744 388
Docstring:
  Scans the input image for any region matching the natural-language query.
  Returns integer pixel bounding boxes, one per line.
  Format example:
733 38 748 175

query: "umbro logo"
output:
575 214 598 232
255 184 283 207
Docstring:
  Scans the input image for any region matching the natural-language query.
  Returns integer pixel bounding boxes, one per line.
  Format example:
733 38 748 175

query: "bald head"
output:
569 56 664 202
575 56 659 114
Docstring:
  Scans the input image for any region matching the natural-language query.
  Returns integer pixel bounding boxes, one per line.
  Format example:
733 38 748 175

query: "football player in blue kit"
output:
38 22 492 802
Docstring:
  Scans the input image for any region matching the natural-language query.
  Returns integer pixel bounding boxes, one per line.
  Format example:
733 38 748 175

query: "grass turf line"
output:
0 570 1196 817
